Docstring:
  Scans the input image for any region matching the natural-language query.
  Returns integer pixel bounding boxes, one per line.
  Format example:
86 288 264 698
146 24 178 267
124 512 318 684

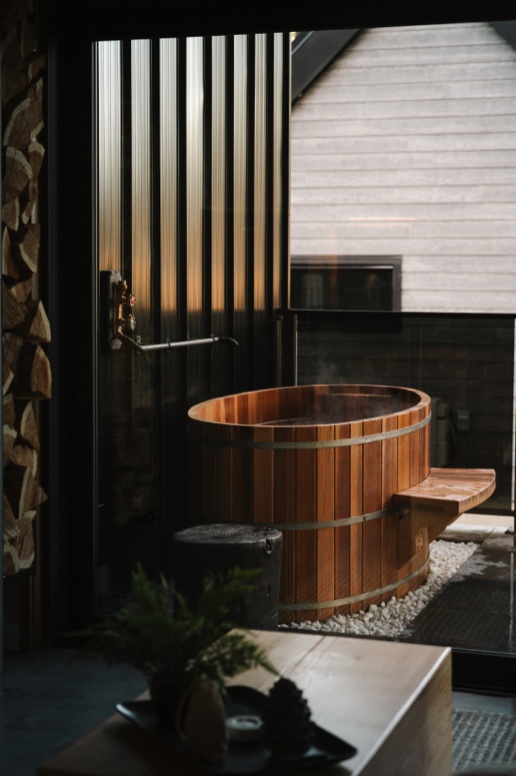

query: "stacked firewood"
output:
2 0 50 576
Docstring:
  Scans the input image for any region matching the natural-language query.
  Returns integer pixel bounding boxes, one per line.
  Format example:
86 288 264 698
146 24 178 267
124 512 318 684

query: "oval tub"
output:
187 384 431 624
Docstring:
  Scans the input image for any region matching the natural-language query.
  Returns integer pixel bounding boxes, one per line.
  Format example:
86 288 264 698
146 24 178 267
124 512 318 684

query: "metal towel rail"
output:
107 271 238 351
115 331 238 352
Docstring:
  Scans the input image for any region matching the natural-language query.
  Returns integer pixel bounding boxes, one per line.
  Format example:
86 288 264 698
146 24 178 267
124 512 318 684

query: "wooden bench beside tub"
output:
394 467 496 566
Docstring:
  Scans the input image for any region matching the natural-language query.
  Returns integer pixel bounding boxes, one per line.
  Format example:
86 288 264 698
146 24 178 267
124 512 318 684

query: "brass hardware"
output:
109 273 238 352
113 278 136 341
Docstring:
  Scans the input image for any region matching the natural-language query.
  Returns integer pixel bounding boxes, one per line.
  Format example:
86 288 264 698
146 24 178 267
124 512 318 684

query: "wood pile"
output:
2 0 50 576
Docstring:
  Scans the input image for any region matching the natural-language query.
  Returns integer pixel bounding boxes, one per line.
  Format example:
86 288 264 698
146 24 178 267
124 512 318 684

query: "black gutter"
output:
291 29 361 103
491 21 516 50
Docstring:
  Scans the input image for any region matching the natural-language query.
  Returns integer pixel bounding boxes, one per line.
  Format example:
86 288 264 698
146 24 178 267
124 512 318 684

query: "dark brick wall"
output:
296 313 515 513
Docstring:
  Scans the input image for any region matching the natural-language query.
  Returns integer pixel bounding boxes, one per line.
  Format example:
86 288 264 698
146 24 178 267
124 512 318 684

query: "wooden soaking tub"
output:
187 384 495 624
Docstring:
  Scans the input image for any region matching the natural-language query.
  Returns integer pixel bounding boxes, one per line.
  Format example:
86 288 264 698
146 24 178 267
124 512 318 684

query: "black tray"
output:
116 684 357 774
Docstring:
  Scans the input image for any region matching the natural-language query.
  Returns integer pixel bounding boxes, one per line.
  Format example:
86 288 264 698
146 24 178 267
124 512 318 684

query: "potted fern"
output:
75 562 278 731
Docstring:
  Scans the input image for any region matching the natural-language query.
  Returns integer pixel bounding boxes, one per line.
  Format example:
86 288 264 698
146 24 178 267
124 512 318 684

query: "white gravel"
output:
280 539 478 638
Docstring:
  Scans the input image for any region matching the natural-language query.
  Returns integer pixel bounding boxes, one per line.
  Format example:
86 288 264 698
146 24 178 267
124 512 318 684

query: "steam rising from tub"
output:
260 386 416 426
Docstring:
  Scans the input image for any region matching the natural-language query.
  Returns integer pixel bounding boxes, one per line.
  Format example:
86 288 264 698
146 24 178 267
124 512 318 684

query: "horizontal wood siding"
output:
291 23 516 313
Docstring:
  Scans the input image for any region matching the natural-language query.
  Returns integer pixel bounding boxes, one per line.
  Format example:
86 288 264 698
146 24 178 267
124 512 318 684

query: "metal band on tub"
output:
272 506 392 530
278 557 430 612
187 413 430 449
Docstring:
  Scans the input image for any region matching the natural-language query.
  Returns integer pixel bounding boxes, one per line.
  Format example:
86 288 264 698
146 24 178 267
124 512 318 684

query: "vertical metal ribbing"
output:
121 40 132 285
265 33 275 318
211 36 231 397
202 37 213 343
159 38 179 347
246 35 256 384
97 41 122 274
252 34 269 388
129 40 152 355
176 38 187 345
279 33 294 386
185 36 206 402
232 35 249 392
158 38 184 550
224 36 235 361
150 39 162 354
53 22 293 630
185 37 204 339
92 30 292 612
149 38 165 564
269 33 288 385
280 33 291 315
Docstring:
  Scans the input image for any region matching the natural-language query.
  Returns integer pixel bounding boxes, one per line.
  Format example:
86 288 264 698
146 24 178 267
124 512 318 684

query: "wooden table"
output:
37 630 452 776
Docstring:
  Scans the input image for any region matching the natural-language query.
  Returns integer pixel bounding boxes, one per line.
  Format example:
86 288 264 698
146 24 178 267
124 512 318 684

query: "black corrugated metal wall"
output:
94 34 290 611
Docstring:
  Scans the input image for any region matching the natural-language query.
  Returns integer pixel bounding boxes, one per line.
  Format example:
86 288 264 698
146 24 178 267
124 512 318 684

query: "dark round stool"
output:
171 523 283 629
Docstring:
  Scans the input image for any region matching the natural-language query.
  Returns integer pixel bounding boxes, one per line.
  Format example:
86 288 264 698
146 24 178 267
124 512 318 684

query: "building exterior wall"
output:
290 23 516 313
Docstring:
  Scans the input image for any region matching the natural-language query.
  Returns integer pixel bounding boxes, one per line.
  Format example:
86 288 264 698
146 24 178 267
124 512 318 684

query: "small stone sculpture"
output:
262 677 314 756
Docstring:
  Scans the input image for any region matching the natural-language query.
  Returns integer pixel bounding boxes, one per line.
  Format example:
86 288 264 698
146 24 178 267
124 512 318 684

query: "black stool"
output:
171 523 283 629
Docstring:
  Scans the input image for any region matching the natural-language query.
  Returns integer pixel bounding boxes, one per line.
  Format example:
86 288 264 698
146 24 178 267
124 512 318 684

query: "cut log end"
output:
3 423 18 465
3 543 21 575
22 300 50 342
15 399 40 449
4 463 47 518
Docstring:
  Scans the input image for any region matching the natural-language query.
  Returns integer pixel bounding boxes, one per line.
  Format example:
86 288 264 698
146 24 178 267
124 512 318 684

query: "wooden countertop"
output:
37 630 452 776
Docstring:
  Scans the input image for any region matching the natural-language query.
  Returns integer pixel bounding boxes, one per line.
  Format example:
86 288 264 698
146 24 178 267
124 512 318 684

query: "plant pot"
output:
148 670 189 731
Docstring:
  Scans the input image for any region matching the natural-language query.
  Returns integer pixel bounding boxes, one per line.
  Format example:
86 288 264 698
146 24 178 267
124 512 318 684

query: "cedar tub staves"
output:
187 384 495 624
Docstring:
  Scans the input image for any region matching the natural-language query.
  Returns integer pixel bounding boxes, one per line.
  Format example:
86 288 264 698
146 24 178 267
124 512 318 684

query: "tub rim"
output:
187 383 431 430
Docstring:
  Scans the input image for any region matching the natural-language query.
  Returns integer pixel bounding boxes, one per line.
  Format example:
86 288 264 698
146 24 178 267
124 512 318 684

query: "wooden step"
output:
392 467 496 566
